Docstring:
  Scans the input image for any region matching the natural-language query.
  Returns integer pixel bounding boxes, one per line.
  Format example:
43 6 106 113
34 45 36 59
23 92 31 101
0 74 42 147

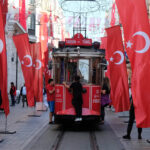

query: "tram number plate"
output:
55 85 64 103
92 87 101 104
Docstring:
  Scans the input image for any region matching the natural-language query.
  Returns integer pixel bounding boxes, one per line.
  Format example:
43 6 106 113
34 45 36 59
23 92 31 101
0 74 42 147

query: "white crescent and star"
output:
0 39 4 54
35 59 42 70
110 51 124 65
21 55 33 67
126 31 150 54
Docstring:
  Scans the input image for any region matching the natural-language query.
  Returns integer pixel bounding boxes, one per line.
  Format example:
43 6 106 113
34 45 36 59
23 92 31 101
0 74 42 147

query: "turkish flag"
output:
30 43 43 102
44 49 52 86
100 37 107 50
40 13 49 68
19 0 26 30
101 37 110 78
110 3 116 26
0 3 9 116
0 0 8 26
13 34 34 107
50 7 53 38
106 25 130 112
116 0 150 127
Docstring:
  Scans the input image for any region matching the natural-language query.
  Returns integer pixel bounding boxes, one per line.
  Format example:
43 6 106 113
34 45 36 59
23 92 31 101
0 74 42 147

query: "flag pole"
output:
0 116 16 134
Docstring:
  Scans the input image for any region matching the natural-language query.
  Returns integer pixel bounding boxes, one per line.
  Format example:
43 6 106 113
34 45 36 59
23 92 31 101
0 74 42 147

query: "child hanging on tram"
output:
63 75 84 122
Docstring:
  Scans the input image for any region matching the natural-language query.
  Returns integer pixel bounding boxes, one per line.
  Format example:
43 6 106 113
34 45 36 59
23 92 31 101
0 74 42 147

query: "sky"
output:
58 0 113 42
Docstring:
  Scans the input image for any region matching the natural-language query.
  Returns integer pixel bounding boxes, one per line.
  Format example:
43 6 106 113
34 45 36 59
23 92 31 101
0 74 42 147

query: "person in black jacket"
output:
101 77 110 123
63 75 85 122
123 98 142 139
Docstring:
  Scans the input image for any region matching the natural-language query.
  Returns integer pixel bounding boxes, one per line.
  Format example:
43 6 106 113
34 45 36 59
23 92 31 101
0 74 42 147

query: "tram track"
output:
50 128 99 150
50 130 65 150
89 131 99 150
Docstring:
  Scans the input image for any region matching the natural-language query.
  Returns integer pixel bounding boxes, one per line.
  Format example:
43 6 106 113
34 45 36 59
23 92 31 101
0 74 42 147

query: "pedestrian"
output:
46 79 55 124
21 84 28 107
123 98 142 139
63 75 85 122
9 82 16 106
100 77 111 123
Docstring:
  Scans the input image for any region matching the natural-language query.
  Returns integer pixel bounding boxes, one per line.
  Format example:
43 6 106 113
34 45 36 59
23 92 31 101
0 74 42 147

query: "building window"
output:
27 14 35 35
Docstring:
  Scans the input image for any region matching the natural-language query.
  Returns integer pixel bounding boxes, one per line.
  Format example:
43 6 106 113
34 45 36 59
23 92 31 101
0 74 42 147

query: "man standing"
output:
21 84 28 107
46 79 55 124
64 75 84 122
9 82 16 106
123 99 142 139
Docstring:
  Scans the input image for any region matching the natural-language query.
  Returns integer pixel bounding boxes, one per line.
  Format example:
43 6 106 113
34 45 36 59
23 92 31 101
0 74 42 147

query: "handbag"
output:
101 94 111 107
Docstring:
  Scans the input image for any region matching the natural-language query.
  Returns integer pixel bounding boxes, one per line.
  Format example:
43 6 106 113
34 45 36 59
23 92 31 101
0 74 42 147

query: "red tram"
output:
53 33 105 122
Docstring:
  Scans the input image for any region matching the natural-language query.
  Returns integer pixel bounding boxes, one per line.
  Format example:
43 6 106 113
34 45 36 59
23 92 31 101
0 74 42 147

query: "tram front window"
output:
68 61 77 82
79 59 89 83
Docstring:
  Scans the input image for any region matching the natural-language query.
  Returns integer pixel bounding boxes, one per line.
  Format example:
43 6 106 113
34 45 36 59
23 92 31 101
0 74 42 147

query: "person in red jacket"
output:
46 79 55 124
9 82 16 106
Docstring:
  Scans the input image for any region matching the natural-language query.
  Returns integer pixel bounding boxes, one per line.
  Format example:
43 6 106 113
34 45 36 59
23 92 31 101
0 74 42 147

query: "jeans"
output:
11 95 15 106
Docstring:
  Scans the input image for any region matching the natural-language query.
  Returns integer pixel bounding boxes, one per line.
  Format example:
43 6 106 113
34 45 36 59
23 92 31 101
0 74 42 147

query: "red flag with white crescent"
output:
19 0 26 30
50 7 53 38
0 0 8 26
40 12 49 68
116 0 150 127
110 3 116 26
30 43 43 102
100 37 107 50
106 25 130 112
13 34 34 107
0 3 9 116
44 49 52 86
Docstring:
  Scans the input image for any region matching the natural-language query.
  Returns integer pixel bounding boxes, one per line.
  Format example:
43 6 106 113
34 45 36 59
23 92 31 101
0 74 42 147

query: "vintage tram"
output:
53 33 105 123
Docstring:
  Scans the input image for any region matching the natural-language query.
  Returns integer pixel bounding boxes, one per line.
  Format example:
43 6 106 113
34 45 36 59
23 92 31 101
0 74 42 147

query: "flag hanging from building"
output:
0 3 9 116
0 0 8 26
40 12 49 68
106 25 130 112
44 49 52 87
100 37 107 50
110 2 116 26
116 0 150 127
13 34 34 107
49 6 53 39
30 43 43 102
19 0 26 30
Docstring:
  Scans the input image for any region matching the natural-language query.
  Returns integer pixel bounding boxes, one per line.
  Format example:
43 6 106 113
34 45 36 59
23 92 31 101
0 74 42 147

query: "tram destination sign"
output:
65 33 92 46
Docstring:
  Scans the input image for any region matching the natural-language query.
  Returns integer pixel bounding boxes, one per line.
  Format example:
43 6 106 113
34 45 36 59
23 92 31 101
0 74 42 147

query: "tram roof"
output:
53 47 105 58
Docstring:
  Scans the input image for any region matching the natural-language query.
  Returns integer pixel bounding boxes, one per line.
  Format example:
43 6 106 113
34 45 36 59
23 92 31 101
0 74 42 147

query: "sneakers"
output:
74 117 82 122
123 135 131 139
